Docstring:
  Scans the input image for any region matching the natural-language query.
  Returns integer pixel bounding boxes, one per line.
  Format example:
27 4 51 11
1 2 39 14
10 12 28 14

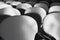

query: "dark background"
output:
1 0 60 7
2 0 60 3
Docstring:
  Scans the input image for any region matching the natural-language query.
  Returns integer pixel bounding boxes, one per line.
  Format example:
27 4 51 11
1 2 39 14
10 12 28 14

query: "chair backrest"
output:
49 3 60 13
49 6 60 13
16 3 32 10
0 6 21 16
0 15 38 40
34 2 48 12
43 13 60 40
40 1 49 6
